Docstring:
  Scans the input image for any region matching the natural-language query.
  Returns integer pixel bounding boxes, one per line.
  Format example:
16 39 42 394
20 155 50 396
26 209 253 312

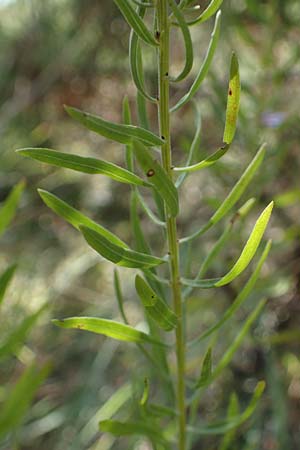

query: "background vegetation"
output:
1 0 300 449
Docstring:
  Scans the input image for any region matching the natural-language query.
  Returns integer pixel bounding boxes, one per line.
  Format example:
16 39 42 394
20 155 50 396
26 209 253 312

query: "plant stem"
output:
157 2 186 449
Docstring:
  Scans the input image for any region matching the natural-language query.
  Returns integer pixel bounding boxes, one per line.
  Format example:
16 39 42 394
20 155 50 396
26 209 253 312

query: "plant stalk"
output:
157 1 186 449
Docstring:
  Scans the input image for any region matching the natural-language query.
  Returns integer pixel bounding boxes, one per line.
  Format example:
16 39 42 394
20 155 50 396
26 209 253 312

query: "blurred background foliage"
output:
0 0 300 449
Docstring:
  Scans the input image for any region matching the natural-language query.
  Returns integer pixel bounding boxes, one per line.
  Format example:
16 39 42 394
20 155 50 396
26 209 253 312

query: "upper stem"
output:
157 2 186 449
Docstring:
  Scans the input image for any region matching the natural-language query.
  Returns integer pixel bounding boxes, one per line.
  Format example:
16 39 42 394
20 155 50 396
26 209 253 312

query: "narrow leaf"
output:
135 275 177 331
0 181 25 237
195 347 212 389
0 304 47 361
180 144 266 243
113 269 129 324
133 140 179 217
212 299 266 381
140 377 150 406
223 53 240 145
135 189 166 227
0 363 50 440
17 148 148 187
65 105 163 147
53 316 165 346
174 143 229 173
187 381 265 435
171 11 221 112
80 225 166 269
215 202 273 286
169 0 193 82
0 264 17 307
220 393 240 450
99 419 167 444
189 240 272 346
113 0 159 47
187 0 223 26
38 189 128 248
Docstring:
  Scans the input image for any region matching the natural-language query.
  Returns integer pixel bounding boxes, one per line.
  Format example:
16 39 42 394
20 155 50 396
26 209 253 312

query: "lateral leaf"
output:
181 144 266 243
187 0 223 26
99 419 168 444
0 363 50 440
215 202 273 286
171 11 221 112
65 106 163 147
38 189 128 248
223 53 240 145
189 240 272 345
53 316 165 346
17 148 149 187
0 264 17 307
80 225 166 269
0 181 25 237
174 143 229 173
135 275 177 331
133 140 179 216
169 0 193 82
113 0 159 47
187 381 265 435
195 347 212 389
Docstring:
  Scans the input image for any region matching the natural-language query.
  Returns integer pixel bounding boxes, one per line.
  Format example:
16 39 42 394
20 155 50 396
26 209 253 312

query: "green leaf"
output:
189 240 272 346
80 225 166 269
38 189 128 248
171 11 221 112
211 299 266 381
65 105 163 147
174 143 229 173
129 16 157 102
17 148 149 187
53 316 165 346
0 264 17 307
182 203 272 289
131 191 152 254
113 269 129 324
133 140 179 216
113 0 159 47
187 381 265 435
195 347 212 389
135 189 166 227
215 202 273 286
99 419 168 444
187 0 223 26
169 0 193 82
0 304 47 361
135 275 177 331
0 181 25 238
0 363 50 440
180 143 266 243
223 53 241 145
220 393 240 450
140 377 150 406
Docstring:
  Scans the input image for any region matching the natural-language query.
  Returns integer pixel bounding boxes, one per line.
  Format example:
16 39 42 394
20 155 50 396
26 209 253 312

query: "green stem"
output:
157 2 186 449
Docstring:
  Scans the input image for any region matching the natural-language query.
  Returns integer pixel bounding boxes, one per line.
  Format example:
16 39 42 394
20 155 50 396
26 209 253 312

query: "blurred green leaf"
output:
195 347 212 389
65 106 163 147
135 275 177 331
80 225 166 268
0 264 17 307
53 316 166 346
188 381 265 435
0 363 50 440
219 393 240 450
113 0 159 47
223 53 240 145
18 148 149 187
0 181 25 238
174 143 229 173
99 418 168 443
140 377 150 406
38 190 128 248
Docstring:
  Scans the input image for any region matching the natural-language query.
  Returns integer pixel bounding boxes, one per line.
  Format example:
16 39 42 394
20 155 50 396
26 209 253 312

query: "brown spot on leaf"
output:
147 169 155 177
229 88 232 96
